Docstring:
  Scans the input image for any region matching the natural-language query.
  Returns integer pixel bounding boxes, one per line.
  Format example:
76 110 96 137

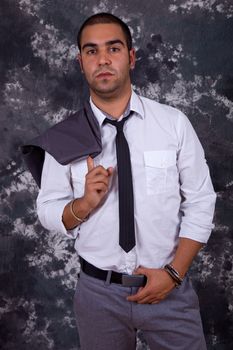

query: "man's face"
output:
78 23 135 98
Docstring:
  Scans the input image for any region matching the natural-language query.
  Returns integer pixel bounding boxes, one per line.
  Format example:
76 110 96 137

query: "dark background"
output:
0 0 233 349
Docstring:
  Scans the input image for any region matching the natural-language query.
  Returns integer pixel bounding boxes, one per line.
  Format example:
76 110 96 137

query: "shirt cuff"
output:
179 221 215 243
39 199 80 239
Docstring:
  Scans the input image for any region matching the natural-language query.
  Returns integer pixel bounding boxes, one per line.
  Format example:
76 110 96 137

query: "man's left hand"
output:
126 267 176 304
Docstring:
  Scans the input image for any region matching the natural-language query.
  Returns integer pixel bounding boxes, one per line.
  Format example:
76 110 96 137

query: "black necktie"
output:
104 114 135 253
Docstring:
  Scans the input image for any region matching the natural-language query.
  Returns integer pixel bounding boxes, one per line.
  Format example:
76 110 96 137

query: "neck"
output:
90 85 132 119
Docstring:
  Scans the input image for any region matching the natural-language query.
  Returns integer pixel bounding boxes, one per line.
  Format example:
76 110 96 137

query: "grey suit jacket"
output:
21 101 102 187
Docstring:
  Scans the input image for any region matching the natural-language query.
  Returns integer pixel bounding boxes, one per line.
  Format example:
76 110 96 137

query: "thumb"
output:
87 156 94 172
133 266 147 275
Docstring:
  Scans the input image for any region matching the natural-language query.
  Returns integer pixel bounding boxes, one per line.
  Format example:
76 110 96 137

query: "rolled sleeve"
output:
177 112 216 243
36 152 79 239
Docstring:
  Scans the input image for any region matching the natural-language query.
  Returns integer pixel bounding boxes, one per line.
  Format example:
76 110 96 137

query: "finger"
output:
87 156 95 172
88 182 108 193
150 292 168 304
137 296 156 304
127 292 150 303
135 291 164 304
107 166 114 176
87 165 109 177
127 288 150 302
86 174 109 187
133 266 147 276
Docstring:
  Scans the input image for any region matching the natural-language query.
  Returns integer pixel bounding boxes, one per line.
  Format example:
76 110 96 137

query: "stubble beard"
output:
90 79 121 98
88 72 130 100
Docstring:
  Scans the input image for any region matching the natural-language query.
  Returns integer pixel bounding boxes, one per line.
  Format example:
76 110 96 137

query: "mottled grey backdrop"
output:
0 0 233 349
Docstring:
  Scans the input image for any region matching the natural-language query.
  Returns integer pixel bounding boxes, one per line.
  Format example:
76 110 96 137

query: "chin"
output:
93 85 119 96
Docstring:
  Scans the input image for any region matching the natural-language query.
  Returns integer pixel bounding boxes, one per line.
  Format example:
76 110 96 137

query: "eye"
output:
109 46 120 53
86 49 96 55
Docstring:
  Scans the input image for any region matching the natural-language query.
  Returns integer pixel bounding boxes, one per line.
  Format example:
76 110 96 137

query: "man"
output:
35 13 216 350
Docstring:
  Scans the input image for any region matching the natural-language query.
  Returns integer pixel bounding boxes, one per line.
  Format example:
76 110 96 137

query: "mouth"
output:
95 71 114 79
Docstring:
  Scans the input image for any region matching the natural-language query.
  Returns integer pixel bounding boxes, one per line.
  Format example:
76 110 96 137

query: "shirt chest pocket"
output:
144 150 178 195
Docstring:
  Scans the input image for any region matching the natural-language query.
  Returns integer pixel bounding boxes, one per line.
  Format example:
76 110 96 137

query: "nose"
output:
98 49 111 66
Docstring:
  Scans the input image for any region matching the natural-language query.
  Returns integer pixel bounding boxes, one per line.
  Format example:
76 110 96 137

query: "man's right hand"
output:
62 156 114 230
82 156 114 211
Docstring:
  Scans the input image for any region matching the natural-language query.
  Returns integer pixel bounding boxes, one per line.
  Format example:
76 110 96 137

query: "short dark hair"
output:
77 12 132 51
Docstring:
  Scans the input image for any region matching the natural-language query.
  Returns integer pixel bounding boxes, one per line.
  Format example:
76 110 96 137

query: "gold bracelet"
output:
70 199 89 223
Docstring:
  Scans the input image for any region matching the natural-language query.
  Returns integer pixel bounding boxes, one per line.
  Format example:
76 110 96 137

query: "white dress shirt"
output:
37 90 216 274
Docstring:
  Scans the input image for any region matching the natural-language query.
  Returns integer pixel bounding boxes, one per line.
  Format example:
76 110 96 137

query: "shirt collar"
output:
89 89 145 127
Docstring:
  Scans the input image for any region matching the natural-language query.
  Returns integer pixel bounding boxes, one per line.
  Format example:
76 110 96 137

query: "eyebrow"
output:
81 39 125 51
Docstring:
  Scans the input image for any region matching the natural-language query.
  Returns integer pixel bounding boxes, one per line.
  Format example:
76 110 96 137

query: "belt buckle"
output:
122 274 147 287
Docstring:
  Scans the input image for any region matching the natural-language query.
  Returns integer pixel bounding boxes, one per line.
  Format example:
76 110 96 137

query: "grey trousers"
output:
73 270 207 350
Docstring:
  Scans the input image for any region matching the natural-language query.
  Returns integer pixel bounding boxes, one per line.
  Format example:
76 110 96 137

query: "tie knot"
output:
104 114 131 132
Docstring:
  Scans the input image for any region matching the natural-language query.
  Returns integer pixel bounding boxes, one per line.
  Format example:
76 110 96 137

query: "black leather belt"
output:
79 257 147 287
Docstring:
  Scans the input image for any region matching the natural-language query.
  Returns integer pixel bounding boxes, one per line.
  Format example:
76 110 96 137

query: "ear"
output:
77 53 84 73
129 48 136 70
